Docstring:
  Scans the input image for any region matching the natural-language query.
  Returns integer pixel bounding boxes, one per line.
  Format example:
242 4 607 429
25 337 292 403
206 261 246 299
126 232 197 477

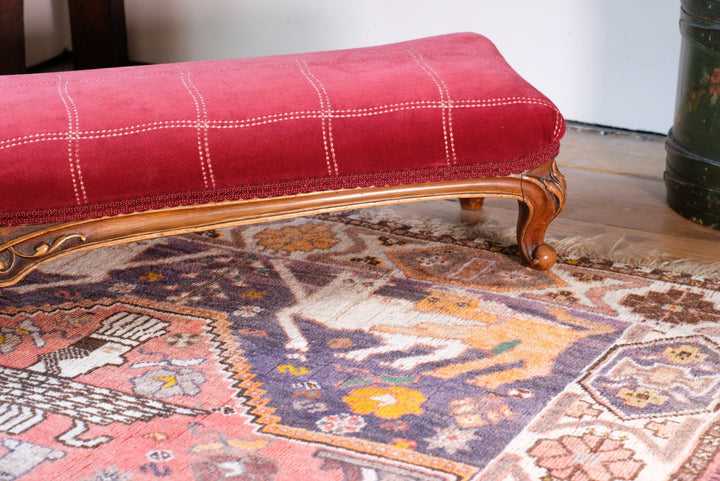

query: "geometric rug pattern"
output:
0 203 719 480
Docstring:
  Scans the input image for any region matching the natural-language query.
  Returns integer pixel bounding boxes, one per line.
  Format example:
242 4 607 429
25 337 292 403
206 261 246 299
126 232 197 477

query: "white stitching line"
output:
411 49 457 164
405 47 456 165
178 72 207 188
185 72 216 188
296 59 338 176
308 69 339 175
65 79 88 203
56 75 79 205
56 75 82 205
553 109 563 142
179 70 214 189
188 72 216 188
0 98 561 149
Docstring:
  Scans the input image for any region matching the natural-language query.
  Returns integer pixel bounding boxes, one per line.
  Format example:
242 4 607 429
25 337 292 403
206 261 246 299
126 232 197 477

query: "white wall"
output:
23 0 69 67
25 0 682 133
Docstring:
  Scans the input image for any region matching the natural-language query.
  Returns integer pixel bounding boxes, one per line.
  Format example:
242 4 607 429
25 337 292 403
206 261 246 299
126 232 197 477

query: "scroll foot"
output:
529 243 558 271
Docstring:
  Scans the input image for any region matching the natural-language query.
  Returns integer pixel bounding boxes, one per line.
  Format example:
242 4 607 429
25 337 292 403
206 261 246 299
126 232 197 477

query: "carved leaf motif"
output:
0 234 87 274
16 234 86 259
34 243 51 256
523 159 566 215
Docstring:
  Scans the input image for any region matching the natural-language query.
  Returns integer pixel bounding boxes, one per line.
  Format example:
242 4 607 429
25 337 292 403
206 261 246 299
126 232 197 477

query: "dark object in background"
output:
666 0 720 230
68 0 128 70
0 0 128 74
0 0 25 74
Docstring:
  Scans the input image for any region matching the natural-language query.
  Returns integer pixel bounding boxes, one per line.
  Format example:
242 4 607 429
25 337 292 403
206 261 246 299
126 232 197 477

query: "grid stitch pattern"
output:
0 34 565 225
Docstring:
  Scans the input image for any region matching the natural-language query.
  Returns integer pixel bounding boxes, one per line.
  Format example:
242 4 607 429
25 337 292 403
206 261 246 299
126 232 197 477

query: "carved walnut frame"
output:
0 159 565 287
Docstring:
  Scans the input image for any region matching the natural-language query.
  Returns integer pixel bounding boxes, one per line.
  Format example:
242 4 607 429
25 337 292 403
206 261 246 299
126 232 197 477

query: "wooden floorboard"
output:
555 127 720 264
558 128 667 181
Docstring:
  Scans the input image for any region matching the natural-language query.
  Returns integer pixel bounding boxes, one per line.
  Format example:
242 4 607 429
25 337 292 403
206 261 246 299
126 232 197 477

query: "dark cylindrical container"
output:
665 0 720 229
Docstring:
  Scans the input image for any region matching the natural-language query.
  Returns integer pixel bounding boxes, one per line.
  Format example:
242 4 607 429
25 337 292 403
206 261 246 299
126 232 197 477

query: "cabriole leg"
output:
515 159 566 270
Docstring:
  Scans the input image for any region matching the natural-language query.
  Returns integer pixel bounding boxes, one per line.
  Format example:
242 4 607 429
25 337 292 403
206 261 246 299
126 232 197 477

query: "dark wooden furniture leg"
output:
67 0 128 69
0 0 25 74
515 159 566 269
459 198 485 210
460 160 565 270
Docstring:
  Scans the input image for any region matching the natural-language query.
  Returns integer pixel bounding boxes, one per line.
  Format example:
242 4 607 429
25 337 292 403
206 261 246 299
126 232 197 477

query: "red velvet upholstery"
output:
0 33 564 226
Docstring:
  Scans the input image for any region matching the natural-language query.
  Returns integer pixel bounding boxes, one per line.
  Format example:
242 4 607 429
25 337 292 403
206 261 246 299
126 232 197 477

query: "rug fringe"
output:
549 234 720 278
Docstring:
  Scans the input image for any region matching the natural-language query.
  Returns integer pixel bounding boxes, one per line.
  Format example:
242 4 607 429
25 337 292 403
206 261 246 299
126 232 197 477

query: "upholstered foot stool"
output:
0 33 566 287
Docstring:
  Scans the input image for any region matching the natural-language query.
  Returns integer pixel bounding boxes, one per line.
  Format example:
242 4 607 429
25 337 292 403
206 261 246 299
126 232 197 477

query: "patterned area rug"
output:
1 202 719 481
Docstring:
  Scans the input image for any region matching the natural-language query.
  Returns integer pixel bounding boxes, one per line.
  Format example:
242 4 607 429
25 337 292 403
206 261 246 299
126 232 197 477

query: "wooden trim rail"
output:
0 159 566 287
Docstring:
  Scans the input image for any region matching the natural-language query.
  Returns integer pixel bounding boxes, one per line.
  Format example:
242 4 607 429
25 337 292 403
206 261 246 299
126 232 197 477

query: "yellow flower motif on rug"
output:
255 223 339 252
664 345 708 364
617 387 668 408
344 386 426 419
